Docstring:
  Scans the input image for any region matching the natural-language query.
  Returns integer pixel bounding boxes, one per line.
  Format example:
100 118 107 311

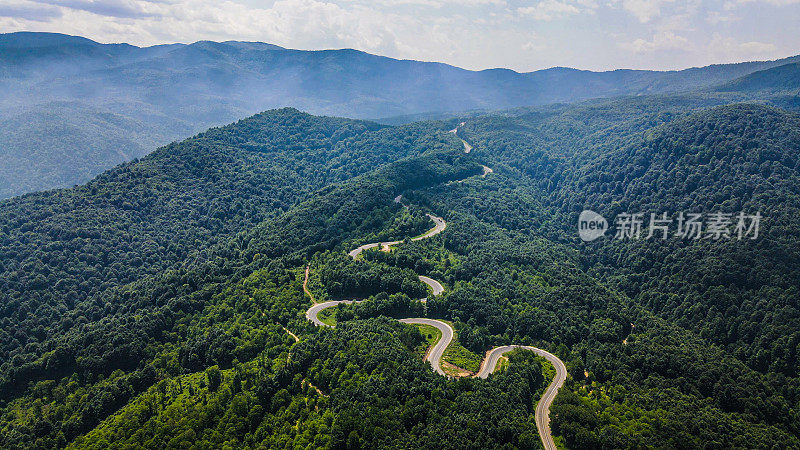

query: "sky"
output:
0 0 799 72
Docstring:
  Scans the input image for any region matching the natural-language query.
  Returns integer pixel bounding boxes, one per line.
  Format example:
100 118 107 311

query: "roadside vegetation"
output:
411 323 442 358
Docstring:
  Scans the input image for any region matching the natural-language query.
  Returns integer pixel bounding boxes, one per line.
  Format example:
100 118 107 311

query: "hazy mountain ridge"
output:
2 31 800 199
716 62 800 93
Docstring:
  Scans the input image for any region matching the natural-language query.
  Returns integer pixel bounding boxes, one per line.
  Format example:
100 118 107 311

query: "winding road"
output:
301 138 565 449
305 300 359 326
449 122 473 153
348 213 446 259
476 345 567 450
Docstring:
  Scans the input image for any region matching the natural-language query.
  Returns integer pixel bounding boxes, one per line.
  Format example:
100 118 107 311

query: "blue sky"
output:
1 0 798 71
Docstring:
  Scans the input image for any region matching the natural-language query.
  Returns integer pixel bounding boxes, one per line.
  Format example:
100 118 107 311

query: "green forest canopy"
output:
1 84 800 448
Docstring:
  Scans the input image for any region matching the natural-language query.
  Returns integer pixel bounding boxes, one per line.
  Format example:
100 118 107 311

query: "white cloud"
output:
30 0 166 19
518 0 581 20
706 10 738 24
724 0 800 9
0 1 62 21
707 33 778 60
622 31 689 53
614 0 675 22
522 37 546 52
739 40 777 53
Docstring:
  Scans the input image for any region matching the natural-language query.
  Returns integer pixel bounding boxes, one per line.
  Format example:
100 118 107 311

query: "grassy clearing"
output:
443 343 482 373
440 320 482 374
412 323 442 357
318 307 337 327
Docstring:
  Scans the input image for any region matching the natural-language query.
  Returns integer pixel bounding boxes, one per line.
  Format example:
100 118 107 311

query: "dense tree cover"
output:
294 319 546 449
561 105 800 376
2 89 800 449
421 101 800 446
331 293 426 324
0 160 480 447
315 251 428 300
0 101 184 199
0 109 479 447
58 318 547 449
0 107 467 396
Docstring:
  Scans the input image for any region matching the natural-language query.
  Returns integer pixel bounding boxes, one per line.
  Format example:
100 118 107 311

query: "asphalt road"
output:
418 275 444 296
305 302 569 450
449 122 473 153
476 345 567 450
305 300 358 326
347 242 381 259
398 318 453 376
348 213 446 259
304 305 453 378
413 214 446 240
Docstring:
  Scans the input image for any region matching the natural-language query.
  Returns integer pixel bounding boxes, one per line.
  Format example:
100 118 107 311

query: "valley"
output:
0 66 798 448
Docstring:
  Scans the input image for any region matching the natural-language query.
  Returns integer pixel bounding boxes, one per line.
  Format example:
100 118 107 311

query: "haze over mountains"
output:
2 31 800 199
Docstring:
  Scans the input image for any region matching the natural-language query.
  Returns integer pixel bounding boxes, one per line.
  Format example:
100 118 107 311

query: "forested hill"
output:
0 107 469 397
2 31 800 199
441 101 800 446
563 104 800 375
2 94 800 447
713 62 800 110
0 104 482 446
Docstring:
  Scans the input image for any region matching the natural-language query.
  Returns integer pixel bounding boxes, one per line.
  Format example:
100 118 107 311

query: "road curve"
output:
304 303 452 377
305 300 358 326
347 242 381 259
348 213 446 259
476 345 567 450
398 318 453 376
449 122 473 153
414 214 446 240
418 276 444 296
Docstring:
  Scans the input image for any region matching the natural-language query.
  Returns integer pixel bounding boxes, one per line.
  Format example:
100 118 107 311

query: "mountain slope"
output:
0 123 479 448
563 104 800 375
0 101 190 199
443 102 800 447
0 108 466 396
717 62 800 93
2 31 799 198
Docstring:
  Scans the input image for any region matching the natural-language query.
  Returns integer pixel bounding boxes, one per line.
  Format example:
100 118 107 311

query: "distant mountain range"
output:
1 31 799 199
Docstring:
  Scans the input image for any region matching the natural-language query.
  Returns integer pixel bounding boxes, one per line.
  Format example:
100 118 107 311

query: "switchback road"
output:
302 143 565 450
